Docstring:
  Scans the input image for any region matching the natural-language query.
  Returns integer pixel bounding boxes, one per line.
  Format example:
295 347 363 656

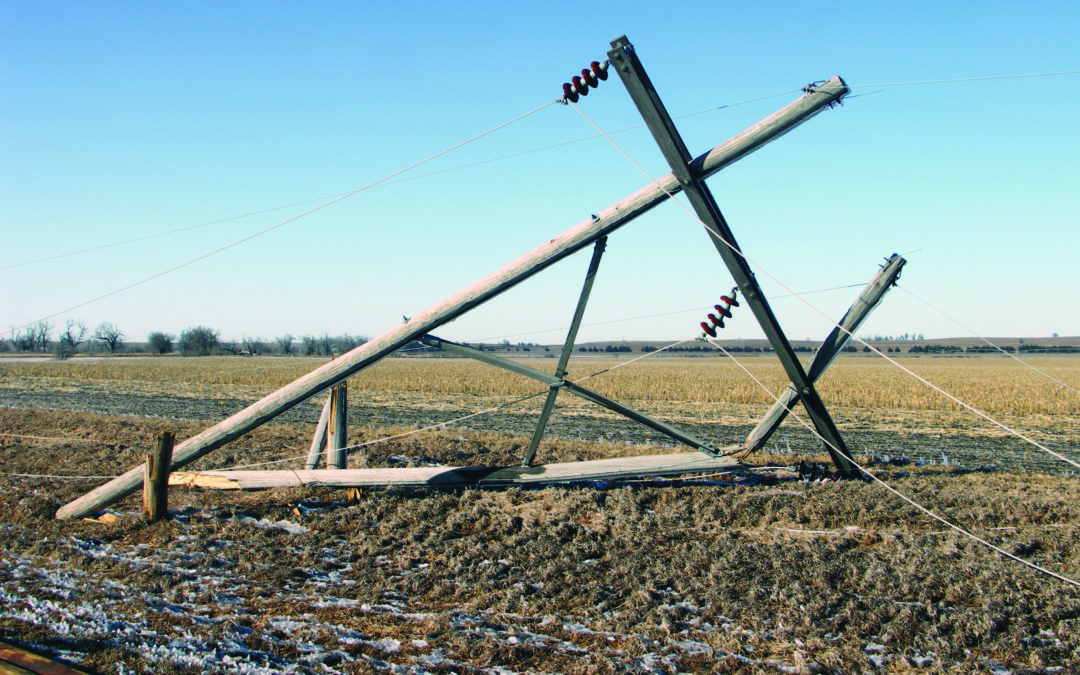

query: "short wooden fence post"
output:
143 431 174 522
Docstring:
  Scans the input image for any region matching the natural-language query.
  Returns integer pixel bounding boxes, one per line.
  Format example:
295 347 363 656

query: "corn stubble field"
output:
0 355 1078 673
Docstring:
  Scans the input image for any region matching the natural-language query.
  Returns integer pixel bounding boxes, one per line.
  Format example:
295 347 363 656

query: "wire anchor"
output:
699 287 740 338
560 61 610 103
801 79 842 108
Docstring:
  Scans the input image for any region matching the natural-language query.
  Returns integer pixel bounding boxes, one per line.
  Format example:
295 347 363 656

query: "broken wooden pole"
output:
304 395 332 470
328 384 348 469
56 78 848 520
142 431 174 522
743 254 906 454
169 450 741 490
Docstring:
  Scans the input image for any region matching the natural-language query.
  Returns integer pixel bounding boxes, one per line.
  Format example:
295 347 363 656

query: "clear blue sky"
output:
3 1 1078 345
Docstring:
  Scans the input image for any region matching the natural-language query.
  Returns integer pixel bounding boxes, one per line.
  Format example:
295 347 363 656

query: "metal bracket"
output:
418 334 721 457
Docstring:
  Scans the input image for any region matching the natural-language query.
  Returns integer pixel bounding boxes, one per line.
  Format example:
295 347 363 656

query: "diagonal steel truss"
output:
608 35 860 476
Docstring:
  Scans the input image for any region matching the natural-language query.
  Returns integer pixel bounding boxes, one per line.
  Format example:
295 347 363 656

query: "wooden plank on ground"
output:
0 641 90 675
170 450 741 490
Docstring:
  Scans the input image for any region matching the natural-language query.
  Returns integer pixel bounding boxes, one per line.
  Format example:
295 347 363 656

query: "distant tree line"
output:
588 342 1080 356
579 345 633 353
863 333 927 342
4 321 1077 358
3 320 368 359
640 345 789 353
6 320 126 360
910 344 1080 354
906 344 964 354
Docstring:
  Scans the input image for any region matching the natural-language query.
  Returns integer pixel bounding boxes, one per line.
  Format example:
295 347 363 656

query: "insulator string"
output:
560 61 609 103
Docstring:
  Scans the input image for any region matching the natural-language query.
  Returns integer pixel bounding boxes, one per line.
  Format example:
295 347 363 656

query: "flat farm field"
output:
0 355 1078 673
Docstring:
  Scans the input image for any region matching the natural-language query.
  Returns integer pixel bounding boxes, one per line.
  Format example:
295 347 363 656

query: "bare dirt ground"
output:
1 357 1078 673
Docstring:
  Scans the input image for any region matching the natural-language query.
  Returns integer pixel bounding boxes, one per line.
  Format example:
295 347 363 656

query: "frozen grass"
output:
0 406 1078 672
0 354 1078 671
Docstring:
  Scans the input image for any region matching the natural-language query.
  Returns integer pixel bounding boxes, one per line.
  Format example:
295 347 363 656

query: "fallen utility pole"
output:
57 76 847 520
608 35 858 476
169 451 739 491
742 253 906 453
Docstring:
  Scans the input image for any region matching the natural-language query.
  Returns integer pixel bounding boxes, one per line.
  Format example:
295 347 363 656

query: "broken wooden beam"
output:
743 254 906 454
304 395 332 470
170 450 741 490
328 384 348 470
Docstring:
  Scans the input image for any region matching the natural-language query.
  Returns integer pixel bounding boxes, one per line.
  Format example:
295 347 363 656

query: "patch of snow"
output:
238 516 309 535
367 637 402 654
671 639 713 655
269 618 307 633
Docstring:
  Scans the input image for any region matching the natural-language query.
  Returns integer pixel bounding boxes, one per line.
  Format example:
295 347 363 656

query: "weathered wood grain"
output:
169 450 741 490
328 385 348 470
142 431 173 522
304 395 332 470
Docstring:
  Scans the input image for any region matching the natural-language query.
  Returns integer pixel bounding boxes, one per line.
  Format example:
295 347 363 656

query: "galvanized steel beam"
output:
607 36 859 477
419 335 721 455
